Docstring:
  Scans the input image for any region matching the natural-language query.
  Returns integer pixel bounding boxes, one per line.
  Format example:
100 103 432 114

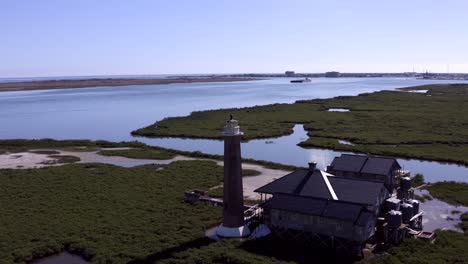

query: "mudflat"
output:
0 77 258 92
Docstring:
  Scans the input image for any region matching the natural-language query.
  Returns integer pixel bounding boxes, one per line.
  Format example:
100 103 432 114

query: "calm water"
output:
34 252 88 264
2 77 466 140
415 189 468 232
0 77 467 182
137 125 468 183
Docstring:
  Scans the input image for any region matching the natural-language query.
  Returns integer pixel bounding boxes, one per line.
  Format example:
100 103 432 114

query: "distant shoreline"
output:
0 77 260 92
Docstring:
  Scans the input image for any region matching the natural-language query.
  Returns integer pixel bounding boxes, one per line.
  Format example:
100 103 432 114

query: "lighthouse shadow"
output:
127 237 215 264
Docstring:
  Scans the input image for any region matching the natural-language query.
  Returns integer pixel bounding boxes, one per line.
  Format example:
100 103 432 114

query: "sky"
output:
1 0 468 77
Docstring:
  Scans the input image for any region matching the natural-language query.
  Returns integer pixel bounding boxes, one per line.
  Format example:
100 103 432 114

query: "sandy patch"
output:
0 152 57 169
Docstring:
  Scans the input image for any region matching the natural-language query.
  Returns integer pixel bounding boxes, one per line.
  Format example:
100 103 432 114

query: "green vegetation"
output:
425 181 468 206
0 160 223 263
29 150 61 155
411 173 425 188
1 142 467 263
98 148 176 160
242 169 262 177
0 139 145 154
364 227 468 264
157 238 356 264
459 213 468 233
160 220 468 264
209 186 223 198
132 84 468 165
40 155 81 165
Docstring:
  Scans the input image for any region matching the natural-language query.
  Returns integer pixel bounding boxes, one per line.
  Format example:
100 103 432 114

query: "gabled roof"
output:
329 154 368 173
254 169 311 196
255 168 386 205
327 177 385 204
330 154 401 175
360 156 400 175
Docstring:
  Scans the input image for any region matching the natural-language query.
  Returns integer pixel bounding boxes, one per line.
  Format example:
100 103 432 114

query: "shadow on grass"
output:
240 235 358 264
128 237 216 264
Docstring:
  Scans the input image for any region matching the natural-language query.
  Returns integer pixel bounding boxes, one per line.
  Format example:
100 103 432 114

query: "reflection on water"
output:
34 252 88 264
416 189 468 232
338 140 354 145
406 89 429 93
327 108 350 112
139 125 468 183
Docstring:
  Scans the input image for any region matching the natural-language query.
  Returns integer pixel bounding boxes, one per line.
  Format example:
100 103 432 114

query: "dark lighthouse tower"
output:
216 116 250 237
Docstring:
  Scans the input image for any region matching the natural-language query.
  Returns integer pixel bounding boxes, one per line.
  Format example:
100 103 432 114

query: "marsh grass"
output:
411 173 425 188
0 160 223 263
2 149 468 263
425 181 468 206
0 139 145 153
98 148 176 160
38 155 81 165
29 150 61 155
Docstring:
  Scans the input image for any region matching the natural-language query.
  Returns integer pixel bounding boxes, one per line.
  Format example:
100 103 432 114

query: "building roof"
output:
255 168 386 205
263 193 374 226
330 154 401 175
329 154 368 172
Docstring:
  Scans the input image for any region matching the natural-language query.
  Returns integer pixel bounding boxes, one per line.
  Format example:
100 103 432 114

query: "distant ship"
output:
290 77 311 83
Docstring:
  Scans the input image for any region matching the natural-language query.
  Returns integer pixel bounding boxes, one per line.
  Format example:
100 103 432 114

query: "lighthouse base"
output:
216 224 251 238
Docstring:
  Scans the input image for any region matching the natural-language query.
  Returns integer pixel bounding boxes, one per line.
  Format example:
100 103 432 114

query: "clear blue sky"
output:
1 0 467 77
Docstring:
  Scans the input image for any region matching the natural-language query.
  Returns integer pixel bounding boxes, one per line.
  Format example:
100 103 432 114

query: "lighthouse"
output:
216 116 250 237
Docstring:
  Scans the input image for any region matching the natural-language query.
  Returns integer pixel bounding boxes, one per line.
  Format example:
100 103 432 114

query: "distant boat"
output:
290 77 311 83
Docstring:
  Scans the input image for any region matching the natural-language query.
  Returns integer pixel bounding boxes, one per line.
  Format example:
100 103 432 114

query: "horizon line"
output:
2 71 468 80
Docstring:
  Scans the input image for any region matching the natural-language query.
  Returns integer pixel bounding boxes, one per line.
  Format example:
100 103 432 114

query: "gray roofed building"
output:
327 154 401 190
329 154 368 173
264 194 372 225
361 157 398 176
255 168 387 205
255 162 391 244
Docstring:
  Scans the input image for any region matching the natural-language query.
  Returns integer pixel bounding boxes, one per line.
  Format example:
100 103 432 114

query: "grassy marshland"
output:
0 161 223 263
425 181 468 206
0 139 146 154
98 148 175 160
155 214 468 264
132 84 468 165
1 142 468 263
409 173 468 206
411 173 425 188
